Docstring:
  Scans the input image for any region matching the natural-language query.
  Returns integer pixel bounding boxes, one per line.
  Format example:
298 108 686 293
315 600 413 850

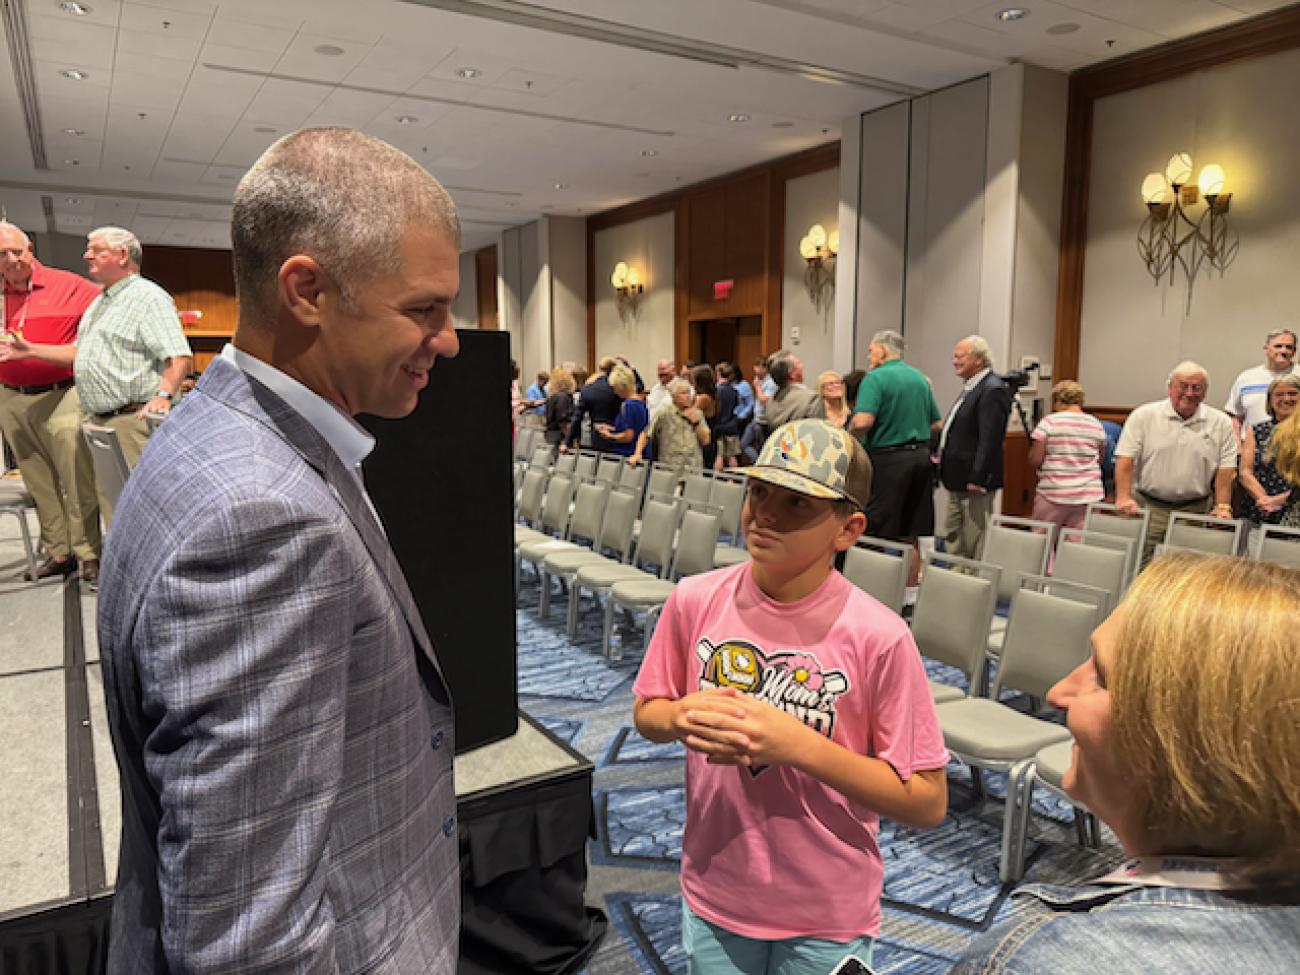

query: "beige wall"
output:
546 217 588 369
592 211 674 375
783 167 841 375
1079 46 1300 407
451 249 478 329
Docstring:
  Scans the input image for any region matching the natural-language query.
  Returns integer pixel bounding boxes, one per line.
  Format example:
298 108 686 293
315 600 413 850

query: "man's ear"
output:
279 256 328 328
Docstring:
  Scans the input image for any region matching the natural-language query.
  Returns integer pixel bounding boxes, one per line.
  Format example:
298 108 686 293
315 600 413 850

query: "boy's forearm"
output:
799 734 947 828
633 698 679 743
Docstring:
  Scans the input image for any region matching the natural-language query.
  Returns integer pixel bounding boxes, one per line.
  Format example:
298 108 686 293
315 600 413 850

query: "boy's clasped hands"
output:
670 686 818 768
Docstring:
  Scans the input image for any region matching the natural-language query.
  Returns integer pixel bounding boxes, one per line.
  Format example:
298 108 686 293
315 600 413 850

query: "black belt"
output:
2 378 73 395
91 402 146 421
1138 490 1209 507
868 440 929 455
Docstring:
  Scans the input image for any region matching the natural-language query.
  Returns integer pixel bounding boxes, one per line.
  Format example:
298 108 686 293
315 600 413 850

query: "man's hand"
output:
1115 496 1140 516
964 483 988 495
0 335 32 362
628 452 642 467
557 443 569 453
140 396 171 418
594 422 613 437
1257 490 1292 514
1210 503 1234 520
683 407 704 425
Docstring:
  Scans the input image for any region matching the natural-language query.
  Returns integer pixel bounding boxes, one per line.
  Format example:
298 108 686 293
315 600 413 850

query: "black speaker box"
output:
362 329 518 753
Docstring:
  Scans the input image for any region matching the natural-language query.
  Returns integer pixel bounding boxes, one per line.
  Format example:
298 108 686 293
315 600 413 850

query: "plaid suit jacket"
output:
98 356 459 974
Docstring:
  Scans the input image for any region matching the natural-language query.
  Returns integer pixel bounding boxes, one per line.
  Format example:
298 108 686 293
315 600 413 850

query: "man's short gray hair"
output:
667 377 693 397
959 334 994 370
1265 328 1297 345
1167 360 1210 385
767 349 799 388
0 221 32 247
89 226 142 268
231 127 460 324
871 329 904 358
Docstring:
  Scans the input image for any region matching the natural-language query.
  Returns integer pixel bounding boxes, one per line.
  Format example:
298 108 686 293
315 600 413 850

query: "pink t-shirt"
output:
632 562 948 941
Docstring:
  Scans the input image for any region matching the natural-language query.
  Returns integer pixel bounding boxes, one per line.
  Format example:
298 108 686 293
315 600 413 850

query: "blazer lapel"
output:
196 358 452 703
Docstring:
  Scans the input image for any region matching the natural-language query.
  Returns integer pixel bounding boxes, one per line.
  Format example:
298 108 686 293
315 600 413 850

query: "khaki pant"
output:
85 411 150 529
0 384 101 561
1137 492 1211 568
944 489 995 560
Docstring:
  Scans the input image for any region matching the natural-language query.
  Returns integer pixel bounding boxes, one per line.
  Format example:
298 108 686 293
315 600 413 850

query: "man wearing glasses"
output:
1114 361 1237 565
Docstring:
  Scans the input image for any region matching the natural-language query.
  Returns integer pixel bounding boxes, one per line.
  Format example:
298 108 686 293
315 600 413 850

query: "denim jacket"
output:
949 882 1300 974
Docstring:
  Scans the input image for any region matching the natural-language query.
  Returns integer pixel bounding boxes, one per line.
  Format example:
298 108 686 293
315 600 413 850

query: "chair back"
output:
980 516 1053 604
1085 503 1151 579
995 575 1103 699
596 454 624 485
619 461 647 493
517 468 547 524
529 444 553 469
566 480 610 545
1164 511 1244 556
670 505 722 580
552 450 578 474
537 472 577 535
1053 531 1129 614
574 450 600 482
633 493 682 578
1255 524 1300 567
682 471 712 505
707 476 746 544
911 553 1000 692
595 486 641 562
513 426 536 461
1068 527 1139 587
645 463 679 501
81 424 133 513
841 536 909 614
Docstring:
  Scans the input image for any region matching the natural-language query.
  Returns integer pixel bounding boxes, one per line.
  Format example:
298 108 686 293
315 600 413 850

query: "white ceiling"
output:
0 0 1290 254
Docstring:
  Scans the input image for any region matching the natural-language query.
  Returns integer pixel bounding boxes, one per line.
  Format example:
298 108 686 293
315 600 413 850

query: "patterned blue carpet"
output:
514 572 1124 975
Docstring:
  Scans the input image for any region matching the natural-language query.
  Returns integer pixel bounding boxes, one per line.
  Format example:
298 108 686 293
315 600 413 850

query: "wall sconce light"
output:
1137 152 1237 311
610 261 645 321
799 224 838 313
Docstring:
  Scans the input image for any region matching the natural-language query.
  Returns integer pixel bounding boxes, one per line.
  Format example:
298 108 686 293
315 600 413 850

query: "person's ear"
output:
834 511 868 552
278 256 329 328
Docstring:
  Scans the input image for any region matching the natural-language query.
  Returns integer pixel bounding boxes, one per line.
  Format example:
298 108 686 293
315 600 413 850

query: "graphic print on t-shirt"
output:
696 637 849 775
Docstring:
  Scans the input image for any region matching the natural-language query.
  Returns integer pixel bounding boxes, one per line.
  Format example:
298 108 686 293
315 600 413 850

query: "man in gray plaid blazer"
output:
98 128 463 973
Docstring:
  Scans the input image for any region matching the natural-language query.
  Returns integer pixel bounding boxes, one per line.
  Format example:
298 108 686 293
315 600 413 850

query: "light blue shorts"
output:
682 902 875 975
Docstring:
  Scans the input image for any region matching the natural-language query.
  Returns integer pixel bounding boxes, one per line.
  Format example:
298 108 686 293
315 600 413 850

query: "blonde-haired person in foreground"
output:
951 552 1300 974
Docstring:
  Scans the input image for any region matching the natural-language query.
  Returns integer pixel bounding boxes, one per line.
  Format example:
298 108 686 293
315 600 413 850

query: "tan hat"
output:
743 419 873 512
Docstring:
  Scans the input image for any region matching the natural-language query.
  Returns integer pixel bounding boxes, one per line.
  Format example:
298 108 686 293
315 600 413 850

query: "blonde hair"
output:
1267 409 1300 481
609 365 637 397
1051 380 1086 407
548 365 575 395
1111 553 1300 889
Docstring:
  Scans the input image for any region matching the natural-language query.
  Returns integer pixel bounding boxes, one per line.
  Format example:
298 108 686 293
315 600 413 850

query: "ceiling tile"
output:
116 26 202 61
113 50 194 83
151 159 209 182
31 30 116 72
27 14 119 53
491 69 570 97
110 73 185 112
310 89 398 126
199 43 282 73
272 34 370 84
119 2 213 40
204 17 297 55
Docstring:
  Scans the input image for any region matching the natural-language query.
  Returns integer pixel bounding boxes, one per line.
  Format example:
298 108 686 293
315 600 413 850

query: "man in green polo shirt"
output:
851 329 941 582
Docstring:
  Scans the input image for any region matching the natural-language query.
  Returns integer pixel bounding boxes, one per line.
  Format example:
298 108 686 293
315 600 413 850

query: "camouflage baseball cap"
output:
743 419 873 512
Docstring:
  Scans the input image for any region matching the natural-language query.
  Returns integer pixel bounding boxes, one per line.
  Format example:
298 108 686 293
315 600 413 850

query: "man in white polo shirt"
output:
1115 360 1237 565
1224 328 1297 443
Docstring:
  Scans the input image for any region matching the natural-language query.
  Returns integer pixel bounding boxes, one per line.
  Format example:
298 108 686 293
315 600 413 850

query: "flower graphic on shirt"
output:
784 653 824 692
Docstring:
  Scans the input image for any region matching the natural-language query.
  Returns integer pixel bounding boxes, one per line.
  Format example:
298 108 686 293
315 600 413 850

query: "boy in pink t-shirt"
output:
633 420 949 975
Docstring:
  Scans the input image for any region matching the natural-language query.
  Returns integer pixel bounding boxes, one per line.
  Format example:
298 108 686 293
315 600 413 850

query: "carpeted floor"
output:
513 573 1125 975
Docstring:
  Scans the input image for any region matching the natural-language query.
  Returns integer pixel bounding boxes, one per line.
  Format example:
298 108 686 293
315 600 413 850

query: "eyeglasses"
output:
1172 382 1206 394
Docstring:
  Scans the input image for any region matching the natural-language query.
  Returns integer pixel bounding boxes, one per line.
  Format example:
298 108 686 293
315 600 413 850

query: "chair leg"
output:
602 596 615 660
643 604 661 655
1000 761 1035 884
566 578 581 639
539 568 551 618
971 766 985 802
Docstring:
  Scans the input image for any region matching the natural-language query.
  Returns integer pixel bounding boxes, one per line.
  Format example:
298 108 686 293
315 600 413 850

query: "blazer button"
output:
442 815 456 837
430 731 444 749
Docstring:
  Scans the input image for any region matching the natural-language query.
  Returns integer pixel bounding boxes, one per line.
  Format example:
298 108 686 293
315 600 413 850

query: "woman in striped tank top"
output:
1028 380 1107 530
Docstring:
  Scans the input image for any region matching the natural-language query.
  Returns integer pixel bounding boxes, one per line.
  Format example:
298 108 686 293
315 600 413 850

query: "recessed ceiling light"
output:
58 1 92 15
62 127 86 136
997 7 1029 21
641 149 658 157
553 182 568 190
772 121 794 129
728 113 750 123
455 67 482 79
396 115 419 124
313 44 345 56
65 196 80 204
253 125 277 133
60 68 89 81
1046 22 1080 34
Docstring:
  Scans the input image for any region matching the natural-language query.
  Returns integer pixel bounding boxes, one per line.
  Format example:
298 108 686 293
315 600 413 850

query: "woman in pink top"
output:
1029 380 1107 530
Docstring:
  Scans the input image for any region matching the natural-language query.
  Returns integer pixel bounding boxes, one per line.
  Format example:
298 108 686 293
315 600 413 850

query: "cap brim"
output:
740 465 848 504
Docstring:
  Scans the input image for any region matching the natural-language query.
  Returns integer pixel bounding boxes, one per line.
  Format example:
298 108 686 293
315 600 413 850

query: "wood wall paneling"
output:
474 245 499 329
144 245 236 372
1053 5 1300 385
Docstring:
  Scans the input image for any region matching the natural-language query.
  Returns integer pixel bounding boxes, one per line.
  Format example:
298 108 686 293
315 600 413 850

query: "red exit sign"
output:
713 279 734 300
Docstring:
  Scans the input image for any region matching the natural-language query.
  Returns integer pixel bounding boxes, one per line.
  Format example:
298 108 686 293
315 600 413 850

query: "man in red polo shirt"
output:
0 222 102 581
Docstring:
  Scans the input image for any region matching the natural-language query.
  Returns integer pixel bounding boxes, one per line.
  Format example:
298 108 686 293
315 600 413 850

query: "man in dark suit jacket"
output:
98 128 461 973
938 335 1012 558
564 355 621 452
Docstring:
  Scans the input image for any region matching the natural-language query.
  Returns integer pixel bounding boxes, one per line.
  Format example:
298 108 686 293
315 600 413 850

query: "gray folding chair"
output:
82 423 132 527
552 450 578 475
514 468 549 549
618 460 647 493
513 426 536 461
1085 502 1151 583
681 471 712 506
596 454 624 485
1003 738 1101 884
514 471 577 591
841 536 910 614
707 475 746 545
911 553 1001 704
981 515 1054 606
529 444 553 469
644 463 679 501
573 450 600 482
1254 523 1300 567
547 485 643 637
1164 511 1245 556
530 479 611 616
1053 529 1132 615
0 480 39 578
